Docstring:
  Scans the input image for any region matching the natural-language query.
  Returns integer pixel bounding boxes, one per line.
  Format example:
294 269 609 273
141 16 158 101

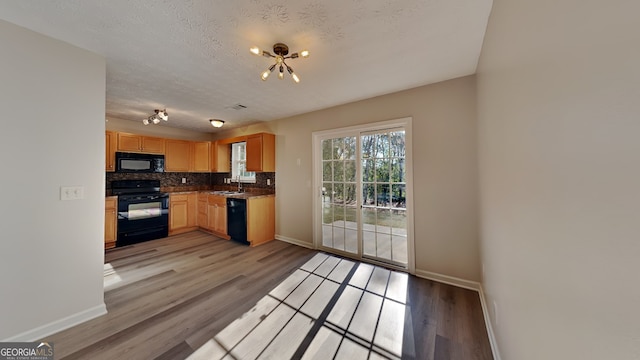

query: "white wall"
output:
0 20 106 340
215 76 481 281
477 0 640 359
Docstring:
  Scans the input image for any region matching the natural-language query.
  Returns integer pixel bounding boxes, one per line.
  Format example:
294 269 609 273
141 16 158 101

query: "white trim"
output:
478 285 502 360
415 269 501 360
311 117 416 274
414 269 481 291
2 303 107 342
275 235 314 249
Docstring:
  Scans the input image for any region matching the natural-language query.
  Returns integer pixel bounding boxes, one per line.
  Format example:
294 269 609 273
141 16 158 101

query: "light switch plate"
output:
60 186 84 200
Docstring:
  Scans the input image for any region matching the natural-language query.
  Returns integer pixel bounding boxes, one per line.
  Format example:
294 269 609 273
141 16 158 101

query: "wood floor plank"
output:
40 232 492 360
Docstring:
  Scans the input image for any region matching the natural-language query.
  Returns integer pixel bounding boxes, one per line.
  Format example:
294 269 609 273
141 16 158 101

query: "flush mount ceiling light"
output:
143 109 168 125
210 119 225 128
250 43 309 83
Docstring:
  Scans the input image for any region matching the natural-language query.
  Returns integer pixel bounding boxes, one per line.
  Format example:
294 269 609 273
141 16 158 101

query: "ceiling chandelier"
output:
250 43 309 83
143 109 168 125
210 119 225 128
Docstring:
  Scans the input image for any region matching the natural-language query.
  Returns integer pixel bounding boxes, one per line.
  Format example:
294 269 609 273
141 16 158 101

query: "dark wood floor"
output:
43 232 492 360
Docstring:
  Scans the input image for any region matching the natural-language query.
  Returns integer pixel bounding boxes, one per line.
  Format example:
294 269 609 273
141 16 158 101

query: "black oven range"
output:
111 180 169 247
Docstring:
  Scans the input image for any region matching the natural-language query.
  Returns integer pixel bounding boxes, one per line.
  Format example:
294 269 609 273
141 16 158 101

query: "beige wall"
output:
106 116 213 141
0 20 106 340
216 76 480 281
477 0 640 359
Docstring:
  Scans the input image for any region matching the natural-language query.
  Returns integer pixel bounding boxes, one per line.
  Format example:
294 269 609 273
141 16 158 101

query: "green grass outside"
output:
323 204 406 229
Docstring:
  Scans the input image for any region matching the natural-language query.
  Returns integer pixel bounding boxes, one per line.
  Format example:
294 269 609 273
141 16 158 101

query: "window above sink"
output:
231 142 256 183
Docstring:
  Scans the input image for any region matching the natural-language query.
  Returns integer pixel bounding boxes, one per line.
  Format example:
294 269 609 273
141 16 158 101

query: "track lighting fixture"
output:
143 109 168 125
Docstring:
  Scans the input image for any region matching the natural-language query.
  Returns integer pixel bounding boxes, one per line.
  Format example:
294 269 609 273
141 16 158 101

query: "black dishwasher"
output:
227 198 249 245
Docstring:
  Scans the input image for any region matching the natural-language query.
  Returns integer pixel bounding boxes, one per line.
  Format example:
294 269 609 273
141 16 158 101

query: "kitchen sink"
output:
211 191 244 195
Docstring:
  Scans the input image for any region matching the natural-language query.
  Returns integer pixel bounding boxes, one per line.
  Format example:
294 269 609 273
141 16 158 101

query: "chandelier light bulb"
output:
158 109 168 121
300 50 310 58
152 116 160 124
292 73 300 83
142 118 150 125
249 46 260 55
261 69 271 81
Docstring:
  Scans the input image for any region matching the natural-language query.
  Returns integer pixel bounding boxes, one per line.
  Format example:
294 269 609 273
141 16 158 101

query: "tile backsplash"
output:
106 172 211 189
106 172 275 191
210 172 275 190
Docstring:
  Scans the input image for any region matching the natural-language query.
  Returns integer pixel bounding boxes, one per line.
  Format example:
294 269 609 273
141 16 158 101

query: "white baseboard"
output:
275 234 314 249
414 269 481 291
2 303 107 342
478 285 501 360
414 270 501 360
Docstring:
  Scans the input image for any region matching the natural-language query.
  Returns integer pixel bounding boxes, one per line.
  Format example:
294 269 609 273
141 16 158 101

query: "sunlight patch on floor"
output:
189 253 408 359
103 263 123 288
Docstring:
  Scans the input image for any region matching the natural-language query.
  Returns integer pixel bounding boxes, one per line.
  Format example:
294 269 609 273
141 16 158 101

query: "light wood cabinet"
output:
246 133 275 172
169 192 198 235
105 196 117 250
117 133 165 154
207 195 227 236
187 193 197 228
197 194 208 229
211 141 230 173
247 196 276 246
165 139 191 172
192 142 211 172
105 131 117 172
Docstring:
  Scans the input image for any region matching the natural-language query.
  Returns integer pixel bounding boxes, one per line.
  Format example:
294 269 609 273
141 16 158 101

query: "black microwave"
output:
115 152 165 173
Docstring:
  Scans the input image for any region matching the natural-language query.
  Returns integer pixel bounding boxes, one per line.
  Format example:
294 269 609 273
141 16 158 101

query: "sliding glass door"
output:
361 129 407 265
314 119 412 270
321 136 358 254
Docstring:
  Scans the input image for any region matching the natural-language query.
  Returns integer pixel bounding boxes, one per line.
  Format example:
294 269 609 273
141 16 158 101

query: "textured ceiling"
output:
0 0 492 132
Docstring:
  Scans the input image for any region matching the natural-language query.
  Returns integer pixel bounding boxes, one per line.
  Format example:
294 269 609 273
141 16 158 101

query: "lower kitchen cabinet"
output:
207 195 228 236
105 196 117 250
247 196 275 246
169 192 198 235
193 192 275 244
197 193 208 229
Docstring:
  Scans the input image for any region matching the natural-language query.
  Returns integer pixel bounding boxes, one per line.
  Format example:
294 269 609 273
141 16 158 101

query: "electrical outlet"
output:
182 177 187 184
267 179 271 186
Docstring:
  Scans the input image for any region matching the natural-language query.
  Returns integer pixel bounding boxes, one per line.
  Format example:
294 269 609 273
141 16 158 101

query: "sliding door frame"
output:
312 117 415 274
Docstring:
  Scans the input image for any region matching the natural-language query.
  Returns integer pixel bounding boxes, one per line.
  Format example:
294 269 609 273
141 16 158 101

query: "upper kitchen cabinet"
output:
105 131 117 172
211 141 230 173
117 132 165 154
246 133 275 172
165 139 191 172
192 141 211 173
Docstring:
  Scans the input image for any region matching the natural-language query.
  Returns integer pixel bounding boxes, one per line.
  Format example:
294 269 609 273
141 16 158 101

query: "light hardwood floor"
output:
43 232 492 359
